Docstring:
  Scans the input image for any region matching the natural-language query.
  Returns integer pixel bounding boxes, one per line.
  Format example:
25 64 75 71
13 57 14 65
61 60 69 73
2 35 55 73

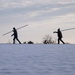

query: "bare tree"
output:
43 35 56 44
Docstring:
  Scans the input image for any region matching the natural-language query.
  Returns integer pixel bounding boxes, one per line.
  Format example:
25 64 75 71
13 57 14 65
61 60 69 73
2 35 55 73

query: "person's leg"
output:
60 38 65 44
58 38 60 44
13 38 15 44
16 38 21 44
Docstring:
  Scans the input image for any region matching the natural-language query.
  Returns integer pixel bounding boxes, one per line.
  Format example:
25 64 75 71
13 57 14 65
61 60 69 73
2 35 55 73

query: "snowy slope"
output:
0 44 75 75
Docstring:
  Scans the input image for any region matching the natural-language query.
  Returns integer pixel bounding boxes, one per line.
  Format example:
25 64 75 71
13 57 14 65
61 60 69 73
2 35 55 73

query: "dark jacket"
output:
12 28 18 38
58 29 63 38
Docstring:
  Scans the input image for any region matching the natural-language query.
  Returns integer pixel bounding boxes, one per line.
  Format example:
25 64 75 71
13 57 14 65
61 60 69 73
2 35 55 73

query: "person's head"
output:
58 28 60 31
13 27 16 30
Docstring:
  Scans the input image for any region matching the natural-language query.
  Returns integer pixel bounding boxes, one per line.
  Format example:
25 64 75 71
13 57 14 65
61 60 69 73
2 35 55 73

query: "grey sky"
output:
0 0 75 43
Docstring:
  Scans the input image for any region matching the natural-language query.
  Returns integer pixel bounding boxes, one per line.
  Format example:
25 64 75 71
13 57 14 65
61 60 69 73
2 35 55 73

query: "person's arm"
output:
11 30 14 36
53 31 58 33
11 32 14 36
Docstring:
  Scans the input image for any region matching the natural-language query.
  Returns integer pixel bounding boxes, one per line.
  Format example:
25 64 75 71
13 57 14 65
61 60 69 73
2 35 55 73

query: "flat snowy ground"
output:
0 44 75 75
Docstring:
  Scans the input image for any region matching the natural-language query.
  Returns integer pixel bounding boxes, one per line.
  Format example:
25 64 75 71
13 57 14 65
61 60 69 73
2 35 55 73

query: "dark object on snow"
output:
11 27 21 44
23 41 26 44
28 41 34 44
53 28 65 44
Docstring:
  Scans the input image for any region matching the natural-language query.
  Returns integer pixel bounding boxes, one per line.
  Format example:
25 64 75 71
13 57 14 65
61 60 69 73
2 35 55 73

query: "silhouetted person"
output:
53 28 65 44
11 27 21 44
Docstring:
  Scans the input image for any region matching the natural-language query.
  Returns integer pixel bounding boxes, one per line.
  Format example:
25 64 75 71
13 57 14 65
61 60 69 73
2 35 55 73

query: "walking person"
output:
11 27 21 44
53 28 65 44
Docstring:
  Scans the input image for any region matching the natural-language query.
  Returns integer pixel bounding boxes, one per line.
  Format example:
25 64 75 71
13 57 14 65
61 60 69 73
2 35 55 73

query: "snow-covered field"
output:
0 44 75 75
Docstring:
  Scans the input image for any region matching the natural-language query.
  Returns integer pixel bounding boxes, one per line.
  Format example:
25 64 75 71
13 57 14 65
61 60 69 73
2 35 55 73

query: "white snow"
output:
0 44 75 75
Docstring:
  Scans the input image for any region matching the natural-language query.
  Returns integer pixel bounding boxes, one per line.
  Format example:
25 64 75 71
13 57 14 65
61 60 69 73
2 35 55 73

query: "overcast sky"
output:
0 0 75 44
